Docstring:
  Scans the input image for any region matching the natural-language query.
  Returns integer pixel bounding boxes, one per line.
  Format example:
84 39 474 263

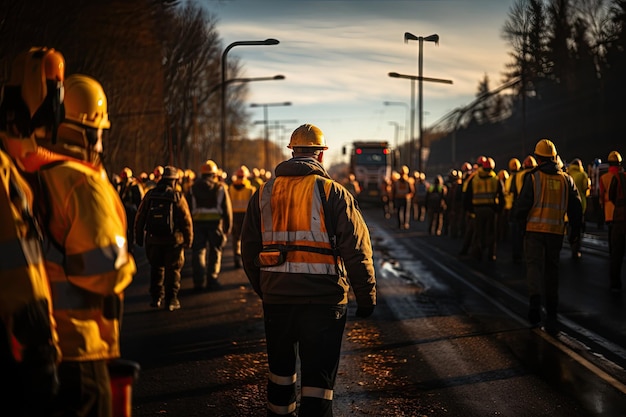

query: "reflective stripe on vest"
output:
191 187 224 221
471 173 498 206
526 171 568 235
259 175 335 274
43 238 126 277
50 279 104 310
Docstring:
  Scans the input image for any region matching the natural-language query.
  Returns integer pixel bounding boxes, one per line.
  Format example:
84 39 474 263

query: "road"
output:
120 206 626 417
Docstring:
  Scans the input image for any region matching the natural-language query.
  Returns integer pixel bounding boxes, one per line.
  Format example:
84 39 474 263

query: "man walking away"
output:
241 123 376 417
188 159 232 291
515 139 582 332
135 166 193 311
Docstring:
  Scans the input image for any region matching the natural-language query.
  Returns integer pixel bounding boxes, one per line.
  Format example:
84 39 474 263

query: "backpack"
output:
145 188 177 236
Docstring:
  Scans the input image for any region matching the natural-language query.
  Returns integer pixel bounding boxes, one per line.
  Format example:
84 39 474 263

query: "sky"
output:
201 0 518 165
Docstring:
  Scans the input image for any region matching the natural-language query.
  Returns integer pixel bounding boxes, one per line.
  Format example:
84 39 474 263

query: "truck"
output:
343 141 393 203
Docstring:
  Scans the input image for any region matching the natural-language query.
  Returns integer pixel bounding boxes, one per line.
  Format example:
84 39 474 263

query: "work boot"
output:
168 298 181 311
150 297 163 309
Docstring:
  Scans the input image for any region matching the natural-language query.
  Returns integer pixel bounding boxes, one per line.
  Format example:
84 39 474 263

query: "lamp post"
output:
250 101 292 170
210 74 284 98
221 38 279 170
404 32 440 174
388 121 404 170
383 101 409 164
388 70 452 173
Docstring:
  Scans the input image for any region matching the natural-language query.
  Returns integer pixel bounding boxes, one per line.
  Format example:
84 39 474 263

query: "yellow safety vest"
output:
471 170 499 206
525 171 568 235
229 182 255 213
38 160 135 361
259 175 337 275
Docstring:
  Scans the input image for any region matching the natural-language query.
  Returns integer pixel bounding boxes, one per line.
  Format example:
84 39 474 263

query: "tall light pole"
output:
210 74 284 98
221 38 279 170
404 32 440 173
388 121 404 169
383 101 413 164
388 71 452 172
250 101 292 170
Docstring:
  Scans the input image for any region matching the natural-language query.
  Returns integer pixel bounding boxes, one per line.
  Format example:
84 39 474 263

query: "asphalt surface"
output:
119 206 626 417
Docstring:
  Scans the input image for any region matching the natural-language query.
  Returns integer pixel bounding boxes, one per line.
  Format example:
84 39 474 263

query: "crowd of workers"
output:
374 144 625 323
1 45 625 417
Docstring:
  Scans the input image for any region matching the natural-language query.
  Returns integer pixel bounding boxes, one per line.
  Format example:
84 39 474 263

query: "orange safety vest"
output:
600 171 616 222
259 175 338 275
525 170 568 235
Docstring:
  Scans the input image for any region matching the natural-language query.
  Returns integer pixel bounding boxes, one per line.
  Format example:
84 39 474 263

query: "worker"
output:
567 158 590 258
135 165 193 311
515 139 582 331
241 123 376 417
228 165 256 268
607 151 625 292
392 165 415 229
0 46 62 417
600 151 623 255
188 159 233 291
464 156 504 261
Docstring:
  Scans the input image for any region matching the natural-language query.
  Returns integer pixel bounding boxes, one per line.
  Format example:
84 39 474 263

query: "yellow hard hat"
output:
534 139 557 158
508 158 521 172
287 124 328 150
63 74 110 130
522 155 538 169
201 159 218 175
608 151 622 164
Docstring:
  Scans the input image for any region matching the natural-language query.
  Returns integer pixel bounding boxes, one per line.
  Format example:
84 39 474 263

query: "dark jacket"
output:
135 179 193 248
241 157 376 307
188 175 232 234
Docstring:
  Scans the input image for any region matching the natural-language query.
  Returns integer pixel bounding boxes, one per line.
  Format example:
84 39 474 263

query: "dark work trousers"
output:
231 212 246 267
395 197 409 229
524 231 564 320
510 220 523 263
609 221 626 290
192 220 226 289
263 303 347 417
146 243 185 302
50 360 112 417
471 206 497 261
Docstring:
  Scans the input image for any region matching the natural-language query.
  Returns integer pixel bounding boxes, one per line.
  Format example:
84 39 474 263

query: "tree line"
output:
428 0 626 175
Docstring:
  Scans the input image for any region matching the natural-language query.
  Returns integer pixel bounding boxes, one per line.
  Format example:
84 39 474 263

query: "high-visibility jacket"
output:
26 148 135 361
525 170 569 235
503 171 517 210
392 177 413 200
0 148 59 362
189 177 233 233
259 175 337 276
228 180 255 214
600 168 619 222
470 169 499 206
241 157 376 307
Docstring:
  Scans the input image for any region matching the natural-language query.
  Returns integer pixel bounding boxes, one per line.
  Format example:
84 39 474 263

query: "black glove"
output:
355 305 375 318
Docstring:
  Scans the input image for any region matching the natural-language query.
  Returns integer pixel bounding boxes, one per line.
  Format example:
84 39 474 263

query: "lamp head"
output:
404 32 418 42
264 38 279 45
425 34 439 44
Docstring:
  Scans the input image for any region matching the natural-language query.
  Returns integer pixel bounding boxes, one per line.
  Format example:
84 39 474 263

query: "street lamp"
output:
250 101 292 170
221 38 279 170
404 32 440 173
388 71 452 171
383 101 409 162
210 74 284 98
388 121 404 169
